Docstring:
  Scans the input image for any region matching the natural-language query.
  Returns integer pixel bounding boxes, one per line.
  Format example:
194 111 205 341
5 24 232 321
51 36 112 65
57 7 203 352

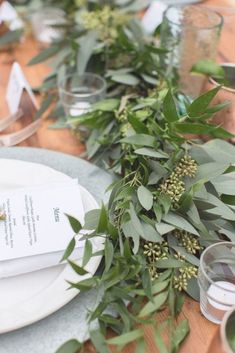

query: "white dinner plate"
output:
0 159 104 334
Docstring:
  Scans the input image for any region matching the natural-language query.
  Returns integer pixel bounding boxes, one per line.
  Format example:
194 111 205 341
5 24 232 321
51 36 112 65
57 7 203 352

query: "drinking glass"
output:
58 73 107 124
221 307 235 353
161 5 223 97
198 242 235 324
208 6 235 63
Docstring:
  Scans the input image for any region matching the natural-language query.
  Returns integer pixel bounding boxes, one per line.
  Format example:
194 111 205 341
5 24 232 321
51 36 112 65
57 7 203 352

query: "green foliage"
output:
23 2 235 352
191 59 225 79
55 339 82 353
59 85 235 352
0 29 23 46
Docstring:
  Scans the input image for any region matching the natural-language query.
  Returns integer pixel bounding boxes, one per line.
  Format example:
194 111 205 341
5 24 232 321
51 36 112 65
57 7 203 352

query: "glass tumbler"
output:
221 307 235 353
208 6 235 63
198 242 235 324
58 73 107 128
160 5 223 97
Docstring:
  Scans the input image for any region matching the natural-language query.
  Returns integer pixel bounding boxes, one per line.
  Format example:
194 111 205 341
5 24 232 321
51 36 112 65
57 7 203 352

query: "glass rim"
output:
163 5 224 31
200 241 235 293
58 72 107 98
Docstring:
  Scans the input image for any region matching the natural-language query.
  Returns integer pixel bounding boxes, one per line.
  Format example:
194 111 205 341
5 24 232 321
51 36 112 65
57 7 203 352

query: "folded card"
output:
141 1 167 34
6 62 38 115
0 1 24 30
0 181 84 262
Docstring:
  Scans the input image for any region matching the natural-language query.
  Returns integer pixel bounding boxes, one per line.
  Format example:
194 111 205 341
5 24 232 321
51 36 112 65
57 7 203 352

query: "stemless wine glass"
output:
221 307 235 353
59 73 107 117
198 242 235 324
160 5 223 97
208 6 235 63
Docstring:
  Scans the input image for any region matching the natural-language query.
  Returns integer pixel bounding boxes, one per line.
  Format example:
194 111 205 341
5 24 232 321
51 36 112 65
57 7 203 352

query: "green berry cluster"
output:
159 172 185 207
173 265 198 291
159 155 197 208
174 251 186 262
179 266 198 279
143 241 169 261
173 275 188 292
175 155 198 178
116 109 128 123
149 265 159 280
173 229 201 254
143 241 169 280
120 122 132 137
80 6 129 44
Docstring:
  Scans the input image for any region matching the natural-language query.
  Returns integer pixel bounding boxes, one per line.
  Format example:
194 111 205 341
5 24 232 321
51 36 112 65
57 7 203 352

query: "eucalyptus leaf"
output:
60 237 76 262
163 213 199 236
185 277 200 301
82 239 93 267
77 31 98 74
171 319 190 352
163 90 179 122
0 29 23 46
155 223 175 235
93 99 120 112
135 148 168 159
137 185 153 211
191 60 225 79
28 45 61 65
138 291 168 317
107 329 143 345
187 86 221 117
84 209 101 230
141 222 163 242
111 73 140 85
120 134 156 147
65 214 82 234
55 339 82 353
90 330 109 353
68 260 88 275
154 327 168 353
104 239 114 273
155 258 185 268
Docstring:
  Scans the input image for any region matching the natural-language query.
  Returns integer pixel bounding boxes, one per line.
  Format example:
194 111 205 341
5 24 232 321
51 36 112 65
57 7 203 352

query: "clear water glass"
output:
198 242 235 324
221 307 235 353
208 6 235 63
160 5 223 97
58 73 106 123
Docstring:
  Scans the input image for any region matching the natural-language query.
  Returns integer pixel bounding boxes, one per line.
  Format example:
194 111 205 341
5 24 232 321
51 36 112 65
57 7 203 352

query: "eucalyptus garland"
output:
55 87 235 353
2 1 234 352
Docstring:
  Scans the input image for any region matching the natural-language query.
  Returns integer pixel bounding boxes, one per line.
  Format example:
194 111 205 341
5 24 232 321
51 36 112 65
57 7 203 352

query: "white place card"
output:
141 1 167 34
0 181 84 262
6 62 38 115
0 1 24 30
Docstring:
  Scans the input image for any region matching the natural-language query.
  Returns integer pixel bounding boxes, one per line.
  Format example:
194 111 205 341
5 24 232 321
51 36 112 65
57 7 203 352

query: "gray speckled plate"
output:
0 147 113 353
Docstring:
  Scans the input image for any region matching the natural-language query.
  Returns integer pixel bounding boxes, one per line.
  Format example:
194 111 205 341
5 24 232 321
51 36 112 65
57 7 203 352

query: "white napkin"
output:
0 247 84 279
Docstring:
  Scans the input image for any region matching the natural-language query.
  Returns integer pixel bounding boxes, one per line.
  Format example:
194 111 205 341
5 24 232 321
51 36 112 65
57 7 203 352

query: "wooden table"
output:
0 1 234 352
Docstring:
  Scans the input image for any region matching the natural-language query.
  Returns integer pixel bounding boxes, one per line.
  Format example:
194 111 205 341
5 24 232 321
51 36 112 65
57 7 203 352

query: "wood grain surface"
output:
0 0 234 352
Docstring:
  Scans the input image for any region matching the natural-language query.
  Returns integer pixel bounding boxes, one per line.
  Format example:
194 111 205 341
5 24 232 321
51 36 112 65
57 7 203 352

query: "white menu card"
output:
0 181 84 262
